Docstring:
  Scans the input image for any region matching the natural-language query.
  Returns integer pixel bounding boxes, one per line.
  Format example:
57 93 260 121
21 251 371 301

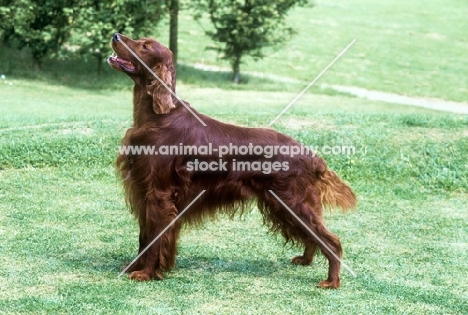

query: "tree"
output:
0 0 165 74
72 0 164 77
168 0 179 65
193 0 308 83
0 0 77 69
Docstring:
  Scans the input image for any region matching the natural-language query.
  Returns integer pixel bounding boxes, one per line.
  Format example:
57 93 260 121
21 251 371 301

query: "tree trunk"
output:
97 56 102 78
232 55 241 84
32 55 42 71
168 0 179 66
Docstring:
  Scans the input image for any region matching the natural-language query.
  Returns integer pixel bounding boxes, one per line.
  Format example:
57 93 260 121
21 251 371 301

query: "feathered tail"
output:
314 168 356 211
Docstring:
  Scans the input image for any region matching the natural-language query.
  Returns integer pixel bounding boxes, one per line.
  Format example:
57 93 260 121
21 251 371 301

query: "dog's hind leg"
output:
293 207 343 289
265 189 343 289
309 221 343 289
291 242 317 266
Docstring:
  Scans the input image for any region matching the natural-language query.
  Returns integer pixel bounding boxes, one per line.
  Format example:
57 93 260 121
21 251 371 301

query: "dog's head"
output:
108 33 176 114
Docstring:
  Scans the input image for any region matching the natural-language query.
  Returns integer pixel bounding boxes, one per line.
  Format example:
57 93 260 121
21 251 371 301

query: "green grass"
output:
1 79 468 314
1 0 468 313
172 0 468 101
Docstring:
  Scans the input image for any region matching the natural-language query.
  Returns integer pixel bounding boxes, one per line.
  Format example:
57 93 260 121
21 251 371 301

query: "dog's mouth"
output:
107 53 136 73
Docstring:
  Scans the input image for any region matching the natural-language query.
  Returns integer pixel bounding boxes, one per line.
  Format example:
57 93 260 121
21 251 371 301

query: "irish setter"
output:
108 33 356 289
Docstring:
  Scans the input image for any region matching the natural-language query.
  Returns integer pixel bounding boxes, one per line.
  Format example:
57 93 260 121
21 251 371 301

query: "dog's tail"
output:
314 165 356 212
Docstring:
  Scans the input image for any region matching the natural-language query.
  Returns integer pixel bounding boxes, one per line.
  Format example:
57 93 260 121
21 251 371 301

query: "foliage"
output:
0 0 77 68
0 0 165 74
192 0 309 83
0 0 305 79
71 0 165 76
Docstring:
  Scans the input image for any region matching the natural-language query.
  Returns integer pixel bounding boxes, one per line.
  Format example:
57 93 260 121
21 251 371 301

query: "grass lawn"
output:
173 0 468 102
1 0 468 313
1 80 467 314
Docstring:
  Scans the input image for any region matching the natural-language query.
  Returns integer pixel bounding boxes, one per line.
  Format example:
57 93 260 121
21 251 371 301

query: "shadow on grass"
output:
79 252 291 277
65 245 319 280
176 63 281 90
0 44 132 90
0 44 279 91
0 44 352 97
0 43 354 118
176 255 290 276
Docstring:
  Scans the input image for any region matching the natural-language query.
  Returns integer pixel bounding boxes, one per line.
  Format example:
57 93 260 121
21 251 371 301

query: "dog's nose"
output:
113 33 121 42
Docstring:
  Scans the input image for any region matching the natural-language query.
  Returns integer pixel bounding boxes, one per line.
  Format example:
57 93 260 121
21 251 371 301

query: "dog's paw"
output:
291 255 313 266
128 270 153 281
123 261 143 273
317 279 340 289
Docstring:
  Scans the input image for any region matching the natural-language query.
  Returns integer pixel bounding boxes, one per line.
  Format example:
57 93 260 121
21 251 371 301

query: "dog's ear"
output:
146 62 175 114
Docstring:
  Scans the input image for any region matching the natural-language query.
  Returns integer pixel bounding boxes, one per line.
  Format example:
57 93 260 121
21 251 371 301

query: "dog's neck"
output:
132 84 155 127
131 84 178 127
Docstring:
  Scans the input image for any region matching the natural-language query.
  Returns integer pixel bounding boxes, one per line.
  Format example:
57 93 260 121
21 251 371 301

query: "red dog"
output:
108 33 356 288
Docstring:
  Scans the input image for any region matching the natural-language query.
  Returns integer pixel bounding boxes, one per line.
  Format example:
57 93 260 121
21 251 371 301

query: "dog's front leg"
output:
129 191 181 281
